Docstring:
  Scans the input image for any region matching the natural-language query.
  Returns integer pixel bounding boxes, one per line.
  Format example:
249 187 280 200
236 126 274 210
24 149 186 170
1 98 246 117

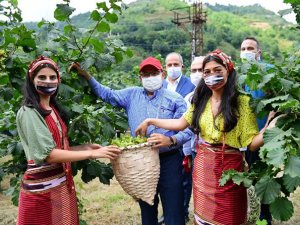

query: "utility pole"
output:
171 1 207 60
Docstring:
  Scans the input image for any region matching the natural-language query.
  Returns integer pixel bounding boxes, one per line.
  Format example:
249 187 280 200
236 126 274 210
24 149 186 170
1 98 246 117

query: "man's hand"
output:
68 62 91 80
147 133 175 148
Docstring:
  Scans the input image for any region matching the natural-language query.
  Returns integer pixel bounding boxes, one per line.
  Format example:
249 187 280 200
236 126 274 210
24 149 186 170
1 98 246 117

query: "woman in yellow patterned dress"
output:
135 49 277 225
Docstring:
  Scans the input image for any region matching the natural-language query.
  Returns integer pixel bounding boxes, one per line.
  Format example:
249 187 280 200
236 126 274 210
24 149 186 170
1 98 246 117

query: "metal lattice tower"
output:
171 1 207 60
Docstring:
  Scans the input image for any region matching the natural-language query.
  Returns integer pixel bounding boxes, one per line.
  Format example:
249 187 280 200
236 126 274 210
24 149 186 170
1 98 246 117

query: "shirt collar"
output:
166 74 182 85
142 86 164 99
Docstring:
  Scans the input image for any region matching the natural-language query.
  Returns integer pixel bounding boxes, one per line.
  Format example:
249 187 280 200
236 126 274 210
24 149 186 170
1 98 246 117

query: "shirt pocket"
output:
159 104 174 119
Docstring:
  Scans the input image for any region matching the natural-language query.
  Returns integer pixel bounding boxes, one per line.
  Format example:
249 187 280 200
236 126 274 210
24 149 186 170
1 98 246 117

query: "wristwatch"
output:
168 136 177 148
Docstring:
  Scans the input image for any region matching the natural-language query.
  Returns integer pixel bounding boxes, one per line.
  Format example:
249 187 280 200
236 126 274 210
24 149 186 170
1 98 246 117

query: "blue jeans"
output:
139 150 185 225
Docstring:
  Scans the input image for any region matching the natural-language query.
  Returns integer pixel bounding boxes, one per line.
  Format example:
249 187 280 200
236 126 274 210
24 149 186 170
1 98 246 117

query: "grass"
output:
1 174 300 225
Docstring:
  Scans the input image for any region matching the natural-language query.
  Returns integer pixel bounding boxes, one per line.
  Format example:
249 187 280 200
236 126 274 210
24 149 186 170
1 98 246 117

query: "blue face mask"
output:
167 67 182 80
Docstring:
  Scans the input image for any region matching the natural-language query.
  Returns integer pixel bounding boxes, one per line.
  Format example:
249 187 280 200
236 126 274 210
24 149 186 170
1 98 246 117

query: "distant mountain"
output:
24 0 299 68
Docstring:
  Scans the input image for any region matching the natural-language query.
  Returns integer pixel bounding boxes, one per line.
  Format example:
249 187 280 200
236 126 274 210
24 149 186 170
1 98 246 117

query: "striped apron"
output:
193 143 247 225
17 106 78 225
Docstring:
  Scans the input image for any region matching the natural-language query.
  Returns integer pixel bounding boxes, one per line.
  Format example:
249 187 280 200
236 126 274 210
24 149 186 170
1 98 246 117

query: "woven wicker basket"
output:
111 143 160 205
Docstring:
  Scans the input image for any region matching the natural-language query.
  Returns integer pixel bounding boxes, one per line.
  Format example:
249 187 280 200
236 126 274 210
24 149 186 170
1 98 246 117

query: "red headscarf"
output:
208 49 234 73
28 56 60 81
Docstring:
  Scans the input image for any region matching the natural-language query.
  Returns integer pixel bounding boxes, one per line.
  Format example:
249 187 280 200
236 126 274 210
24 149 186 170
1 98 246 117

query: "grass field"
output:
1 174 300 225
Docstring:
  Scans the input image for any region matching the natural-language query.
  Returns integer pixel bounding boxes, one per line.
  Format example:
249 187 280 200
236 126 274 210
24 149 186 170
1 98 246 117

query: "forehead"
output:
191 60 203 69
166 54 181 63
203 60 225 70
241 39 258 49
36 67 57 76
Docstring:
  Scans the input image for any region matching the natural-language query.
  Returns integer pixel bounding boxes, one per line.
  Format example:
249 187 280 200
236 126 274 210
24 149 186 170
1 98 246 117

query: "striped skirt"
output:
17 162 79 225
193 144 247 225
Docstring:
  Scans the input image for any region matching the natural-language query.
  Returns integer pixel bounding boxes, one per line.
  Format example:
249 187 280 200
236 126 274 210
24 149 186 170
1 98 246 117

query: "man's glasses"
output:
140 70 161 78
191 68 203 73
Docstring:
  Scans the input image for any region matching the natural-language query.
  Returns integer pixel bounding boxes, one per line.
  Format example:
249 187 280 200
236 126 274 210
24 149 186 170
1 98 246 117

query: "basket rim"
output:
119 142 154 151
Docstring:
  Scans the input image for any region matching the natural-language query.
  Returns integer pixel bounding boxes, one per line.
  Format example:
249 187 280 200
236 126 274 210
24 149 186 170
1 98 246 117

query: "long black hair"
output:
191 55 239 134
22 63 69 124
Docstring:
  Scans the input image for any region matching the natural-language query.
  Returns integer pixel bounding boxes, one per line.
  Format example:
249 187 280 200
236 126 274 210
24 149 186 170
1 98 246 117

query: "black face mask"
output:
35 82 58 96
36 86 57 95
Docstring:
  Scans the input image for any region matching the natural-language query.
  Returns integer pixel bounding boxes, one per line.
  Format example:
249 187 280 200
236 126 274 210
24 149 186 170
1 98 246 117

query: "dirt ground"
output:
1 176 300 225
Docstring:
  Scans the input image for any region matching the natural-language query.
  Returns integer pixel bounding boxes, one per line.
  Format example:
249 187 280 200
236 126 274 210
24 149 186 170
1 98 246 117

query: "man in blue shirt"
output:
70 57 191 225
240 36 272 225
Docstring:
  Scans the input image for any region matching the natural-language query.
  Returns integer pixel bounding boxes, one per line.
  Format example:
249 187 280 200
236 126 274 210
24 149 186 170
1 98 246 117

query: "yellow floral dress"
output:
183 95 259 225
184 95 259 148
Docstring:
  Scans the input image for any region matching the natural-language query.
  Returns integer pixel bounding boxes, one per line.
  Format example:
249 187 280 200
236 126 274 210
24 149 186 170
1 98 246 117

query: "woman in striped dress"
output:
135 49 278 225
16 56 121 225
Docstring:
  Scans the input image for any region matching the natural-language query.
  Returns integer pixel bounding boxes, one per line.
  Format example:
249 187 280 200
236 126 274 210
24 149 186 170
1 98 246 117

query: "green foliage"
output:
0 0 299 222
219 169 252 187
282 0 300 28
255 176 281 204
256 220 268 225
54 4 76 21
76 160 114 185
270 197 294 221
111 133 147 147
221 51 300 221
0 1 133 217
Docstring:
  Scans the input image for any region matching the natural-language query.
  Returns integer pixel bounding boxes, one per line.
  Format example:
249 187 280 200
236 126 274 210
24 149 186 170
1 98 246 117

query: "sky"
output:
18 0 296 24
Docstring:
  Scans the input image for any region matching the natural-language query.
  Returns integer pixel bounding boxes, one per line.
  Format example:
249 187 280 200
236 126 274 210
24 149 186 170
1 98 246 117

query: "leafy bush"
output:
221 52 300 221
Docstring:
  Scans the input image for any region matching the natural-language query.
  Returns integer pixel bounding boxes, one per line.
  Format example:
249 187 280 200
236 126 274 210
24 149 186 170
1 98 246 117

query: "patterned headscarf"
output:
28 56 60 81
208 49 234 73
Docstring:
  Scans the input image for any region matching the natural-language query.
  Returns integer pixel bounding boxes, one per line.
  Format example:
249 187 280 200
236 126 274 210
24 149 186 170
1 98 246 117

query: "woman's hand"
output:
135 119 151 136
70 143 102 151
84 143 102 150
91 145 121 160
68 62 91 80
266 114 287 130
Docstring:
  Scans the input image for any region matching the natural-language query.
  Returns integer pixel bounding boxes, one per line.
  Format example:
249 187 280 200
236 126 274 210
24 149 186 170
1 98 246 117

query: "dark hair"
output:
243 36 260 49
22 63 69 123
191 55 239 134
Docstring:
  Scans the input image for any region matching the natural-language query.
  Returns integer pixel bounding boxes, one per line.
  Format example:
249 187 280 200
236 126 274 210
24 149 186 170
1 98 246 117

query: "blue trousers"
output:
139 150 185 225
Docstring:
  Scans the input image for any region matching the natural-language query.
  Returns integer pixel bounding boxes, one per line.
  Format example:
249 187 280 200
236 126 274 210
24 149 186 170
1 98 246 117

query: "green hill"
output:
25 0 299 70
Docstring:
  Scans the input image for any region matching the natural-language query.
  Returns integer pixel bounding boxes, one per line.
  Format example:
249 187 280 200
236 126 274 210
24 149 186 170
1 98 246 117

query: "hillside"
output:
25 0 299 70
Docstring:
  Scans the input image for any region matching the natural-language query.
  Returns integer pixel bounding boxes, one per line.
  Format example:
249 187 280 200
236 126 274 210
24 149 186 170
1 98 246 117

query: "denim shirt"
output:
244 85 267 130
244 61 273 130
89 77 192 153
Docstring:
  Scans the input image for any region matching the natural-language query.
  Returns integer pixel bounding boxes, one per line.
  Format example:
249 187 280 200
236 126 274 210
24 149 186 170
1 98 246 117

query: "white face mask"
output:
167 67 182 80
240 51 256 61
190 72 202 86
142 74 163 92
204 74 225 90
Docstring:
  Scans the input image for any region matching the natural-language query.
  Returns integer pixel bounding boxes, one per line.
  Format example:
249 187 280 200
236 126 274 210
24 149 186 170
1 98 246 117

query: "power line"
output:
122 42 190 48
171 1 207 60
